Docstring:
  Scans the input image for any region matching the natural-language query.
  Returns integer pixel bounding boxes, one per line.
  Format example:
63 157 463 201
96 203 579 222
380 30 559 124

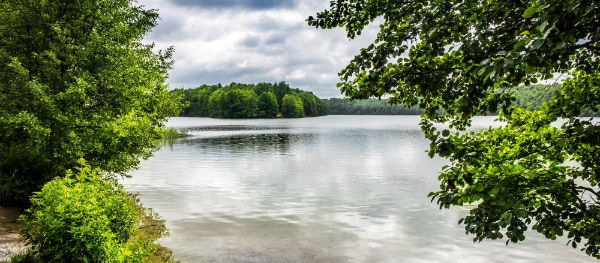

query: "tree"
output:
273 81 292 111
223 89 258 118
281 94 305 118
0 0 181 205
181 85 214 117
258 92 279 118
207 88 226 118
309 0 600 258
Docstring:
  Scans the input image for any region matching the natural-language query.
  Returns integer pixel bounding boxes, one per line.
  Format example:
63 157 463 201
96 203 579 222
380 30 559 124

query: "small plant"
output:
162 127 188 149
161 127 187 140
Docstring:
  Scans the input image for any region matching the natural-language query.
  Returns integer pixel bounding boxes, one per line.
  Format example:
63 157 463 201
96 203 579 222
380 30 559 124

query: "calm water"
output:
122 116 595 263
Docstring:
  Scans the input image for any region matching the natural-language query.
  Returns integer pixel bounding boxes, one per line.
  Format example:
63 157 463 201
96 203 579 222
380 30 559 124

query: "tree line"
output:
178 82 327 118
323 98 424 115
511 84 599 117
324 84 598 116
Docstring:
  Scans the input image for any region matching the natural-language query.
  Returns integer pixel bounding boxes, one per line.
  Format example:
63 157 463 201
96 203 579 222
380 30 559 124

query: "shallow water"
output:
122 116 596 262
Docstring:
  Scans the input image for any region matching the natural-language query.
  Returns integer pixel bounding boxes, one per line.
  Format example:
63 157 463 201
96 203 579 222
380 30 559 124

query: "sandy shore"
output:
0 207 26 261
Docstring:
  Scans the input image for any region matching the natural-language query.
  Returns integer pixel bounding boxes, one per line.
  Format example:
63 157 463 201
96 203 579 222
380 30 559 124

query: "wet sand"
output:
0 207 26 261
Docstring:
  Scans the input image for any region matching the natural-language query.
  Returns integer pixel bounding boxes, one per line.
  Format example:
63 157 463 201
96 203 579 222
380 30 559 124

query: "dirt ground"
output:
0 207 26 261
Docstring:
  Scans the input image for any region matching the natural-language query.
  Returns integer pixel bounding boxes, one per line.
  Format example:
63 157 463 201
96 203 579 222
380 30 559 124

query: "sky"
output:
137 0 379 98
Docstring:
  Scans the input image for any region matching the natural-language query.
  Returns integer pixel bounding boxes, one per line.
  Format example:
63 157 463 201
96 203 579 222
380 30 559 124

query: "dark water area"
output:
122 116 595 262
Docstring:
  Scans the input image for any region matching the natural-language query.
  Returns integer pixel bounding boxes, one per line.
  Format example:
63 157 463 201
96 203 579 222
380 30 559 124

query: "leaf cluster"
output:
309 0 599 127
0 0 183 205
310 0 600 258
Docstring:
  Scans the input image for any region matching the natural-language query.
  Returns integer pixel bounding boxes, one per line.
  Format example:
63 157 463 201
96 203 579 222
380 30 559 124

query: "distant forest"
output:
323 98 424 115
508 84 597 116
323 84 599 116
177 82 327 118
178 84 597 117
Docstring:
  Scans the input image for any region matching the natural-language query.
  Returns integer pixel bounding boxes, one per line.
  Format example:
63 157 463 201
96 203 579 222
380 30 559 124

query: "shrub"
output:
19 162 137 262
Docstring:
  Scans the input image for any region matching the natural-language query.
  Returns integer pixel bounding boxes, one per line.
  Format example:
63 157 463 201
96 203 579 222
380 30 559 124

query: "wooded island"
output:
178 82 327 118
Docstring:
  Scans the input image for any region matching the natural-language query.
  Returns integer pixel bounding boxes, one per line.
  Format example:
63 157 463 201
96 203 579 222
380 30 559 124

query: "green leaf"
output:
523 6 538 18
490 186 500 195
477 67 487 76
516 209 528 218
531 39 544 50
442 129 450 137
540 21 548 32
525 65 537 74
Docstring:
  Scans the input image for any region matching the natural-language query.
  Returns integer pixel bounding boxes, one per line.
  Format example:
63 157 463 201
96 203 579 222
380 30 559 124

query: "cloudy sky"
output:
137 0 379 98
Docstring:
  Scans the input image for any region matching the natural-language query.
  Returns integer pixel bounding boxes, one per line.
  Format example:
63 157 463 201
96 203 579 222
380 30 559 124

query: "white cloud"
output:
138 0 379 98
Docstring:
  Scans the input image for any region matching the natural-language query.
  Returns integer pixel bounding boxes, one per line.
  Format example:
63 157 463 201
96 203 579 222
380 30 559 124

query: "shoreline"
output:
0 207 26 261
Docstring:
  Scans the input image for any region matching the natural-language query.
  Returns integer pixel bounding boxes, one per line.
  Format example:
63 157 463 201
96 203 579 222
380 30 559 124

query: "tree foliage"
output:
0 0 181 205
309 0 600 258
179 82 327 118
258 92 280 118
281 94 305 118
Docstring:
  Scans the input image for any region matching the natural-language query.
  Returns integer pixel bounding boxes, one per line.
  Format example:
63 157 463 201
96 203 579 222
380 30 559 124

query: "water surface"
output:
123 116 595 262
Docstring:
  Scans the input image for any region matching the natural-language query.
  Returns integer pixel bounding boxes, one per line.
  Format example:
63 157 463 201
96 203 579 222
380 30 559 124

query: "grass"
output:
162 127 187 140
0 251 37 263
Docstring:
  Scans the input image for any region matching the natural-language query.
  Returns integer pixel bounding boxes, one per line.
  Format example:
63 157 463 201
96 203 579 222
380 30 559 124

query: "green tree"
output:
309 0 600 258
258 91 279 118
298 92 318 117
223 89 258 118
273 81 292 111
208 88 226 118
281 94 305 118
0 0 181 205
181 85 214 117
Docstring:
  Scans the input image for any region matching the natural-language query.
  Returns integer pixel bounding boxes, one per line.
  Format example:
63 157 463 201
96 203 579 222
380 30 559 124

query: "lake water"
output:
122 115 595 263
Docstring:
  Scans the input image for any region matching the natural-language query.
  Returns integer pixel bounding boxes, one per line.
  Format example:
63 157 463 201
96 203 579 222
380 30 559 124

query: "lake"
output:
122 115 595 263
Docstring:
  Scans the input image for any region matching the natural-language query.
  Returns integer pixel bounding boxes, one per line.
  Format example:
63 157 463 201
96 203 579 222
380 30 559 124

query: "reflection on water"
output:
123 116 595 263
192 133 303 156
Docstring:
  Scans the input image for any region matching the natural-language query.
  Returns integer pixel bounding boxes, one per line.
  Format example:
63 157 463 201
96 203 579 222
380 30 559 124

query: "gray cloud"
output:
170 0 297 10
264 33 286 45
238 34 261 48
146 15 186 41
138 0 379 98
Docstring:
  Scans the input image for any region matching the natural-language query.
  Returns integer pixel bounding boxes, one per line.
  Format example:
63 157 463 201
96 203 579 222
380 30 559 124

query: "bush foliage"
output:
19 162 173 263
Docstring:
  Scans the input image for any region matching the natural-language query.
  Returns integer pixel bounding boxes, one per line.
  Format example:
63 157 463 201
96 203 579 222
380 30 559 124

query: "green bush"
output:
19 162 138 262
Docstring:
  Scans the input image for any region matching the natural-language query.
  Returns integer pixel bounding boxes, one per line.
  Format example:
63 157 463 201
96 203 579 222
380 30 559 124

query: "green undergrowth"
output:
4 161 178 263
